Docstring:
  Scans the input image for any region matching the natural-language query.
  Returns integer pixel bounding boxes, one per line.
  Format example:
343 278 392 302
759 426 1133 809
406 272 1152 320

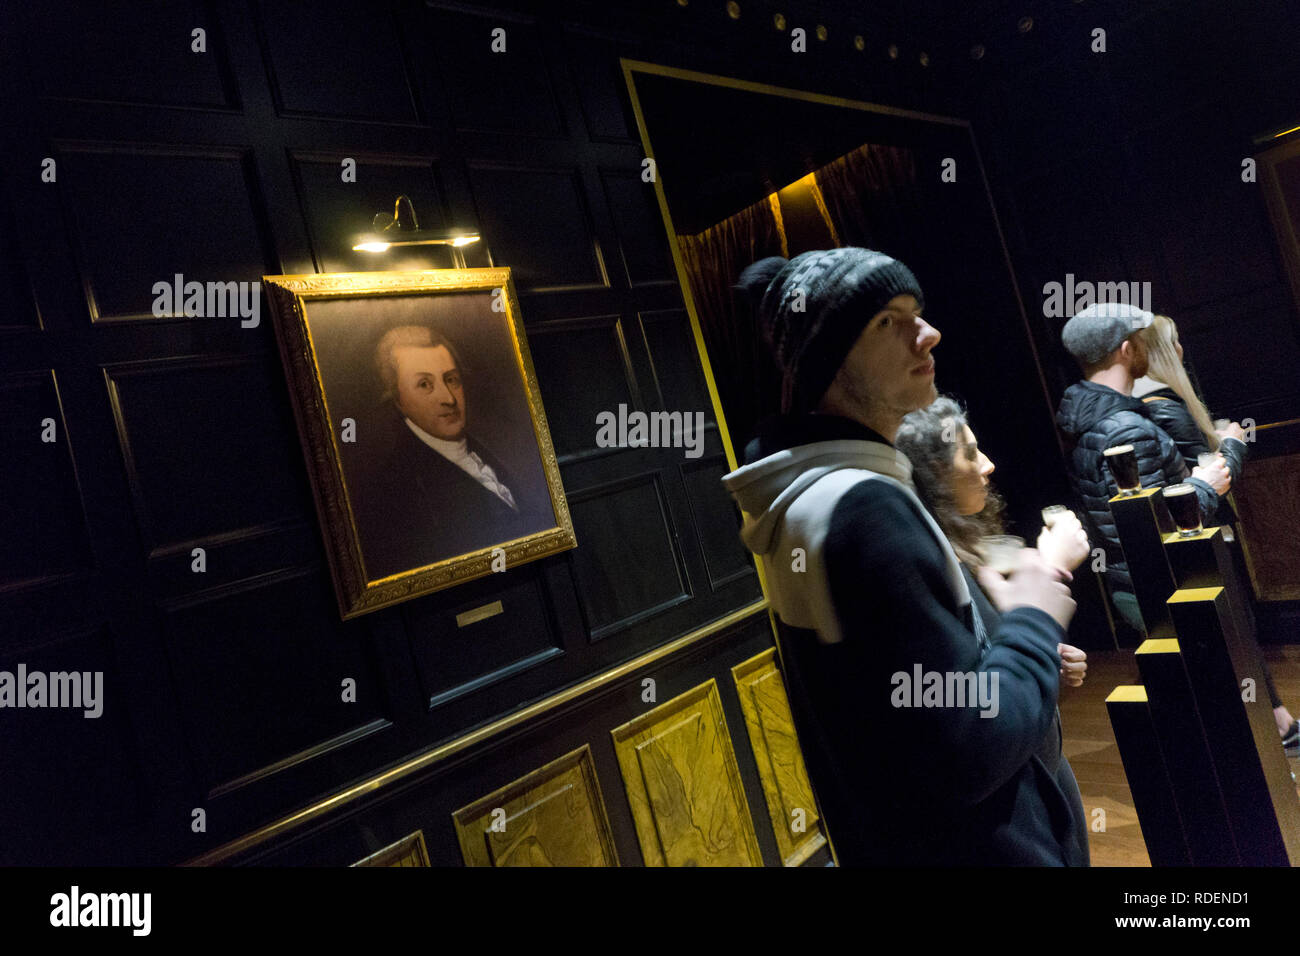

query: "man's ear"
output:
1121 336 1145 366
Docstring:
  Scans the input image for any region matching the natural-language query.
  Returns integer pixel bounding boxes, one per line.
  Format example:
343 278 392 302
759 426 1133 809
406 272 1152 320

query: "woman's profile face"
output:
950 423 995 517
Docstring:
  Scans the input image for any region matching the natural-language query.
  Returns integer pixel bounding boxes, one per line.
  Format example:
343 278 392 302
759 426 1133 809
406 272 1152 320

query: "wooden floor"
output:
1061 644 1300 866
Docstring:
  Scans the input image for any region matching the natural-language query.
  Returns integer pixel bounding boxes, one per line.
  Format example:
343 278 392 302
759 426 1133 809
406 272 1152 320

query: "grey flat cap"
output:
1061 302 1154 366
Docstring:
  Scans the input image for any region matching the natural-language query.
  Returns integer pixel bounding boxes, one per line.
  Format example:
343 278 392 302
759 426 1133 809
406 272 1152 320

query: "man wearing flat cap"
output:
1055 302 1234 633
722 247 1084 866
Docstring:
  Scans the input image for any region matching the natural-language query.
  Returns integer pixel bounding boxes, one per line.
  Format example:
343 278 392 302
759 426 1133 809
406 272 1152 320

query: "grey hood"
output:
722 440 914 555
722 437 970 644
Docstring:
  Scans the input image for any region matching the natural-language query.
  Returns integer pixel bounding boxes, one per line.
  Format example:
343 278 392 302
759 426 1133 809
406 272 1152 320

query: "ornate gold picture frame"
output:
264 268 575 619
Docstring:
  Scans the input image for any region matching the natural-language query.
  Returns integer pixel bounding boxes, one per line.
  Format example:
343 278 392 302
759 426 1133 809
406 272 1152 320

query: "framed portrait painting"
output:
264 268 575 619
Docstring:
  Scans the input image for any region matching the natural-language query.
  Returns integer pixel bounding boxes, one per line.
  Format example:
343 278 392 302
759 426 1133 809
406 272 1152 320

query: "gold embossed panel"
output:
611 679 762 866
452 744 619 867
351 830 430 867
732 649 827 865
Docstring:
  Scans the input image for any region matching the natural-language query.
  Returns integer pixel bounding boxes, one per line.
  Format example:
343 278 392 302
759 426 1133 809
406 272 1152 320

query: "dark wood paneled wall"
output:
6 0 1296 865
1 0 812 865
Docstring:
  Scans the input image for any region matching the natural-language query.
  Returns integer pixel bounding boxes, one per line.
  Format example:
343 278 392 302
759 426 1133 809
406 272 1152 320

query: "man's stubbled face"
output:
393 344 466 441
831 293 941 421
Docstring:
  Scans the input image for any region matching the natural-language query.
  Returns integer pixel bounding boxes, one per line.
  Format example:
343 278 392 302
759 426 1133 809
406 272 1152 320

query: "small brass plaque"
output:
456 600 504 628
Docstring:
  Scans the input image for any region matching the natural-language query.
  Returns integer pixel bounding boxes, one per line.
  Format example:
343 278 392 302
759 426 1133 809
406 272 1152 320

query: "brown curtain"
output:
814 143 921 256
677 194 786 453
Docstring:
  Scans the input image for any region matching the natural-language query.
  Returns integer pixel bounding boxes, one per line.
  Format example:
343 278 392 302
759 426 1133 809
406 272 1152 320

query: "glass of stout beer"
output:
1163 483 1202 536
1103 444 1141 495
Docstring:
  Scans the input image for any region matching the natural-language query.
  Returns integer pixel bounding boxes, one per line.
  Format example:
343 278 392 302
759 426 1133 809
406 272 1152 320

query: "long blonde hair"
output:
1140 315 1220 451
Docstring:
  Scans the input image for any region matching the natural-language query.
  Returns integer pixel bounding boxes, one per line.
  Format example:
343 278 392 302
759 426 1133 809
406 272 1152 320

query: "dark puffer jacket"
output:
1140 385 1247 526
1055 381 1219 596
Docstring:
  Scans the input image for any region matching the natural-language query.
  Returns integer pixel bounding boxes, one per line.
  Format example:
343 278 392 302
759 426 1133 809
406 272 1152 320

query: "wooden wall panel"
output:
1175 298 1300 423
599 169 675 287
525 315 641 462
158 568 391 798
1234 452 1300 601
565 474 690 641
421 7 565 138
0 625 147 865
1135 111 1280 308
465 163 607 290
561 29 638 144
980 59 1109 181
10 0 235 110
453 745 618 866
731 648 827 866
0 371 92 589
104 355 310 554
403 567 564 712
635 309 713 417
257 0 420 123
55 145 271 322
0 190 39 331
680 456 753 592
611 679 762 866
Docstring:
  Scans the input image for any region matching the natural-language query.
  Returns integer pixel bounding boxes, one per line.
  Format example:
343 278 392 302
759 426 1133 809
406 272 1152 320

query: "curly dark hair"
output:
894 395 1006 567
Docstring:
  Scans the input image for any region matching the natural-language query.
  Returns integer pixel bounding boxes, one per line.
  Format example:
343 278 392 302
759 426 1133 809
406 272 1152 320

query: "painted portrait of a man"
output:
350 322 555 579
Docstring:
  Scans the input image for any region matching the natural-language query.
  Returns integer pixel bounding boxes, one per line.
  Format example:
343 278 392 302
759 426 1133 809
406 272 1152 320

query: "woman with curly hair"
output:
896 395 1093 863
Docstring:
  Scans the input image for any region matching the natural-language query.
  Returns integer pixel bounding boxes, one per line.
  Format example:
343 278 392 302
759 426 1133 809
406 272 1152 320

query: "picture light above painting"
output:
263 268 576 619
351 194 482 263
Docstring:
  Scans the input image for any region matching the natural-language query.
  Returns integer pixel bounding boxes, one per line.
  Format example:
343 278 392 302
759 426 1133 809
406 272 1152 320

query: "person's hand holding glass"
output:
1191 453 1231 495
1036 507 1090 573
1215 418 1247 443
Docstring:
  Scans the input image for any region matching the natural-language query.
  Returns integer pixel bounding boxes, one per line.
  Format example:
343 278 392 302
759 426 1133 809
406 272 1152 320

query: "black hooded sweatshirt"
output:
723 413 1085 866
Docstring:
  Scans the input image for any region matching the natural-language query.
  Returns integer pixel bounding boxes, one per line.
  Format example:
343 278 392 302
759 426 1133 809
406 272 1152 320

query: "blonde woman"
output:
1134 315 1248 488
1136 314 1298 755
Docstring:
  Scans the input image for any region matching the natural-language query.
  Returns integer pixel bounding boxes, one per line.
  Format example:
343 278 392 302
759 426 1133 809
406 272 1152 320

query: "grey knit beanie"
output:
735 247 925 414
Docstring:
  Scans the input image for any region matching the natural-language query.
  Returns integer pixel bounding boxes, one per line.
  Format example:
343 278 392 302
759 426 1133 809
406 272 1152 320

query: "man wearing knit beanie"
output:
739 247 935 418
722 247 1084 866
